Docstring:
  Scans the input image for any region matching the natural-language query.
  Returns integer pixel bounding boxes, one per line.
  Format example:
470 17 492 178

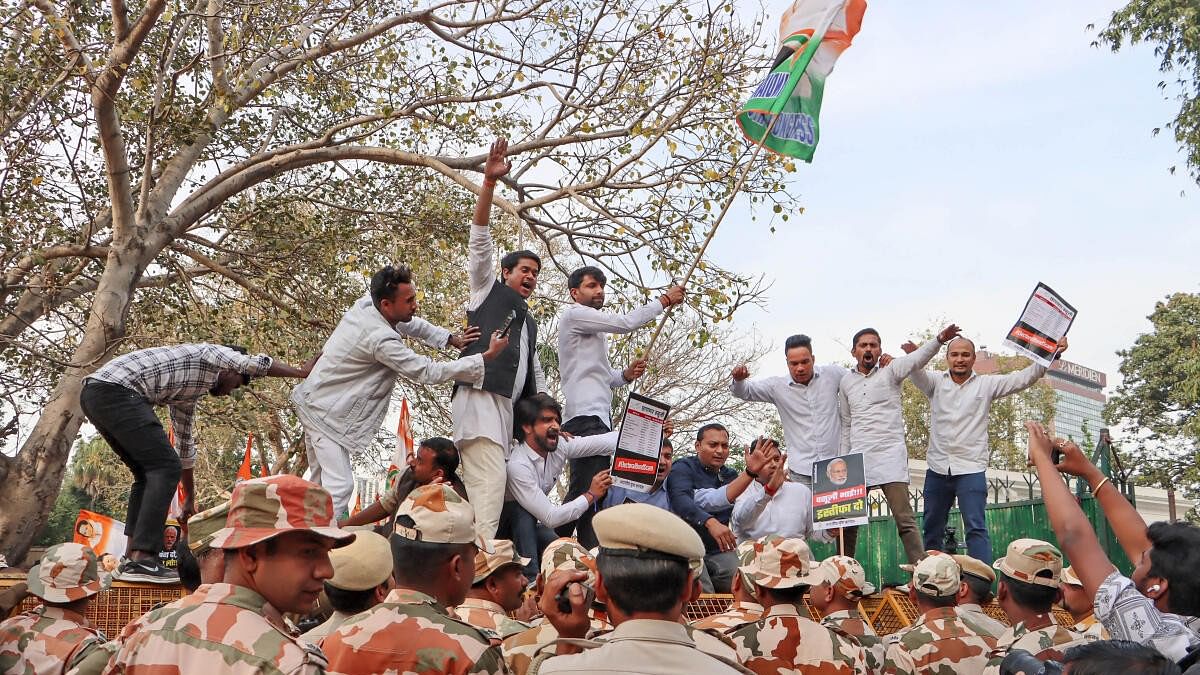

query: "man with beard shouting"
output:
501 393 672 579
555 265 685 547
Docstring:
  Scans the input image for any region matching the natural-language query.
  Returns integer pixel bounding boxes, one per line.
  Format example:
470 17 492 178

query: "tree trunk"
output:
0 251 145 564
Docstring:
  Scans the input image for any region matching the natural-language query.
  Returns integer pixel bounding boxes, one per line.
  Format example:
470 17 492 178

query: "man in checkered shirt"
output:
80 343 315 583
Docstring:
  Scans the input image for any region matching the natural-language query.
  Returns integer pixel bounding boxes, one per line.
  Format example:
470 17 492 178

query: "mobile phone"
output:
498 310 517 337
1050 448 1064 465
555 581 595 614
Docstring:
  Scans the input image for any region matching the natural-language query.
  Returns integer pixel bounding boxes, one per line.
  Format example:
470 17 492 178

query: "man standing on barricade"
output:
730 334 846 485
838 323 960 563
556 264 684 547
80 343 317 583
104 475 354 673
452 137 548 541
320 483 504 674
902 335 1067 562
293 259 507 518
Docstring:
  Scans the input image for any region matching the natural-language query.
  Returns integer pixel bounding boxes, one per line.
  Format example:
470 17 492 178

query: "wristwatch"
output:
744 468 759 479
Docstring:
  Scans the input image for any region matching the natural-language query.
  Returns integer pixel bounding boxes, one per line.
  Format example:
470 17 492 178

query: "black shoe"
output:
115 558 179 584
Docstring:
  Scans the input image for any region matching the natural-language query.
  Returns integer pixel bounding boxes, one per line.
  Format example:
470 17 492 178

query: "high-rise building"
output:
971 351 1108 445
1045 358 1107 444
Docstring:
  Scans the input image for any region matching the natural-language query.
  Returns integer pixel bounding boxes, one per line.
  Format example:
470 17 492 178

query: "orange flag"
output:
236 433 255 482
386 398 415 491
165 425 187 520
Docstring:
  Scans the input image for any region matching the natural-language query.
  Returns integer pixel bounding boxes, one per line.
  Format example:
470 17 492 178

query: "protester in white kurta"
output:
293 281 489 517
837 324 959 564
729 334 846 483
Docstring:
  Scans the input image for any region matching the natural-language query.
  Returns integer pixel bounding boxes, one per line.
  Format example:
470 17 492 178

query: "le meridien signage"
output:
1051 359 1106 387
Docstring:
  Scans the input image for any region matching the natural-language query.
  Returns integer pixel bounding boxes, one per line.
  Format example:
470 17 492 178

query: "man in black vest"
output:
453 137 548 540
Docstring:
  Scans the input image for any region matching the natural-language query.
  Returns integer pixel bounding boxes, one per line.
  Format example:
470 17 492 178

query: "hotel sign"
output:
1051 359 1106 387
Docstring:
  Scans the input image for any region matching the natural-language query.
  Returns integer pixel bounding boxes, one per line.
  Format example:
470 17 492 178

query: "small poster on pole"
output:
1004 283 1076 367
812 454 868 530
610 392 670 493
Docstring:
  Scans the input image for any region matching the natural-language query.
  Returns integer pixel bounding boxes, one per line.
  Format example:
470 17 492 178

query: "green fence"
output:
810 494 1134 589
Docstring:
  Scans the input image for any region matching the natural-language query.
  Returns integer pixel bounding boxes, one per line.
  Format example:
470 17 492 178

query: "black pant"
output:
554 415 610 549
80 380 181 556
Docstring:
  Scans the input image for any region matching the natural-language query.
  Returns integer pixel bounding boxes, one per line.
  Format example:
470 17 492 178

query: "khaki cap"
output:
26 543 102 603
740 536 822 589
993 538 1062 588
328 530 394 591
187 501 231 555
594 504 704 568
901 551 961 597
209 475 355 550
818 555 876 599
952 554 996 584
473 539 531 584
394 483 486 549
1060 565 1082 587
539 538 598 586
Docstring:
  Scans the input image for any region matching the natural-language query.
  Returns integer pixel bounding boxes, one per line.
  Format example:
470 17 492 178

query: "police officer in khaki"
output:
531 502 751 674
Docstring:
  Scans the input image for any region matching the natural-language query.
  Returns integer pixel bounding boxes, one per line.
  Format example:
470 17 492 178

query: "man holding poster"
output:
902 332 1069 563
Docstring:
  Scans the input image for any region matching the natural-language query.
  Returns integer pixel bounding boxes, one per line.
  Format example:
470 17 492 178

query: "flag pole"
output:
642 110 787 356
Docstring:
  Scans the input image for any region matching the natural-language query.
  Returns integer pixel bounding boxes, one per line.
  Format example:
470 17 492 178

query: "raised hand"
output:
731 364 750 381
482 330 510 360
484 138 511 183
936 324 962 344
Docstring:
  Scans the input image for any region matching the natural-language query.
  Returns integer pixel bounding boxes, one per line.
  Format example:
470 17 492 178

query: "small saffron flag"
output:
736 0 866 161
386 398 415 492
236 433 255 482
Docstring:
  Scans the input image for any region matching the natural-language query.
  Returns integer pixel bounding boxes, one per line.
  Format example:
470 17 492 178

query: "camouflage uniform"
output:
104 475 356 674
884 606 996 675
983 539 1095 674
690 601 764 634
104 583 327 674
322 484 503 674
1071 614 1108 640
955 605 1007 640
821 609 885 674
730 537 867 674
502 613 613 675
321 587 504 674
0 542 109 675
455 597 533 641
982 615 1093 674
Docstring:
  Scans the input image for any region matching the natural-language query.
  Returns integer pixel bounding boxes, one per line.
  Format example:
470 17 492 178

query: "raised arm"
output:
561 299 667 336
1026 421 1116 597
887 324 958 381
1052 432 1151 565
466 138 512 293
729 365 775 403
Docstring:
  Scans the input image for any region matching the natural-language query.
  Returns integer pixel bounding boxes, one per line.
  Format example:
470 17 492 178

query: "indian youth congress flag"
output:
737 0 866 161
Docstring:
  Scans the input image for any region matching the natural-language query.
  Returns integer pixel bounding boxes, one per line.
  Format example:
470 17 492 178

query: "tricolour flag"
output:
736 0 866 161
386 398 415 492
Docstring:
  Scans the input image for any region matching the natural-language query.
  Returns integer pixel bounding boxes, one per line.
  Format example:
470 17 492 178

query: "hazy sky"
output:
711 0 1197 386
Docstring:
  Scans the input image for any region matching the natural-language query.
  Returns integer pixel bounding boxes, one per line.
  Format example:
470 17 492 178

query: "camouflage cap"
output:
208 475 355 550
473 539 531 584
328 529 394 591
594 503 704 568
817 555 876 599
952 554 996 584
900 551 961 597
1060 565 1082 587
736 539 762 600
539 538 598 586
739 536 822 589
26 542 102 603
187 500 230 555
993 538 1062 588
394 483 485 548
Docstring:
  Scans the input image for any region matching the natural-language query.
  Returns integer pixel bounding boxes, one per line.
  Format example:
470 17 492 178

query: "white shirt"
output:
730 481 821 544
558 300 664 424
504 431 619 528
451 223 547 448
293 295 483 454
838 339 940 485
729 364 847 478
909 362 1046 475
